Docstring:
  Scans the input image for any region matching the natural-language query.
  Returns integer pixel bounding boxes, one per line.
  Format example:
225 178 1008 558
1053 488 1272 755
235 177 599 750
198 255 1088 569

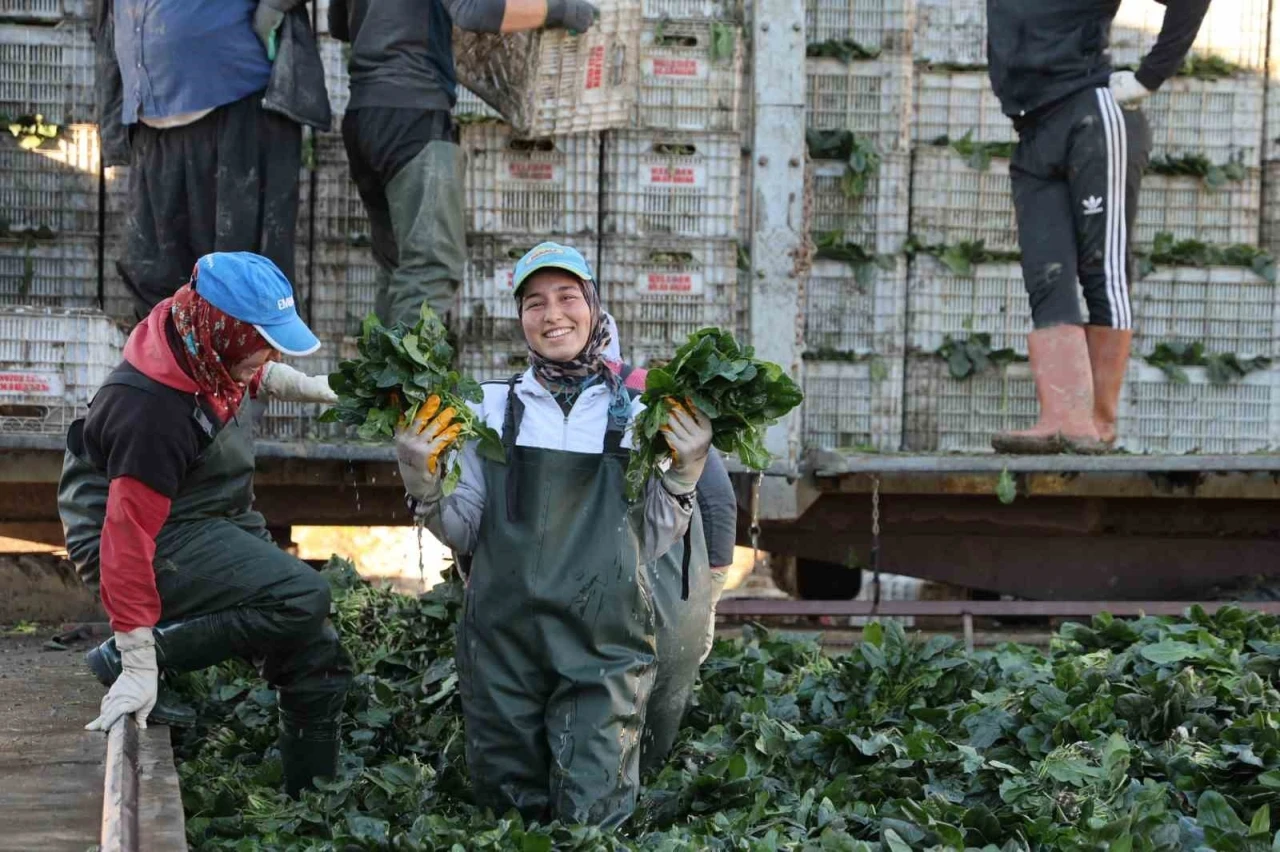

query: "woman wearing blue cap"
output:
395 241 714 827
56 252 353 798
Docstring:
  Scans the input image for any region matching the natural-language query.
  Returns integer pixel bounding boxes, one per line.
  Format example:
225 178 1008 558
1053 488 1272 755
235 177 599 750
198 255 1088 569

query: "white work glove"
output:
660 399 713 495
700 568 731 664
253 1 286 59
1109 71 1151 105
395 395 463 503
86 627 158 732
260 361 338 404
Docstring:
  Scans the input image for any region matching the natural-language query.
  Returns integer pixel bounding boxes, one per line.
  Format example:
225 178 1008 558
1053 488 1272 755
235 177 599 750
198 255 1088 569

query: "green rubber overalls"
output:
455 377 658 828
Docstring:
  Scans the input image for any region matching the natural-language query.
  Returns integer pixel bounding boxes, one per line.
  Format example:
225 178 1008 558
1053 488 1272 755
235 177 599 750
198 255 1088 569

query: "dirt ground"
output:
0 630 106 851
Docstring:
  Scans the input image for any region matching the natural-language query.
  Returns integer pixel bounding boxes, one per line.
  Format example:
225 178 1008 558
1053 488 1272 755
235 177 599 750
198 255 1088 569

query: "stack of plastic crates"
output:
798 0 913 453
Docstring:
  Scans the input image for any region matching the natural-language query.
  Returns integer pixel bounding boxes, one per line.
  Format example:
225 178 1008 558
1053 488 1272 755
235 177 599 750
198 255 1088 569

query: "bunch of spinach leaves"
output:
624 328 804 499
808 129 882 199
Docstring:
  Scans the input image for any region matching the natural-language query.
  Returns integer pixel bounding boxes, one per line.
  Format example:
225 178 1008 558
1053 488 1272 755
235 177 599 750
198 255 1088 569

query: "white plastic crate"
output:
0 0 88 21
0 123 99 236
311 133 371 245
257 336 355 443
849 570 925 627
456 344 530 383
1135 171 1262 249
736 51 751 149
737 152 752 244
636 20 743 133
0 307 123 435
318 36 349 126
804 0 914 54
1262 162 1280 258
453 85 502 121
455 0 641 137
462 124 600 236
1110 0 1270 73
599 236 739 358
643 0 741 20
913 0 985 67
912 71 1014 145
1142 75 1265 169
309 241 380 338
0 234 97 308
807 152 910 254
909 146 1017 254
906 256 1033 356
803 255 907 356
0 22 94 125
603 130 740 239
1120 362 1280 454
1131 266 1280 358
903 354 1037 453
805 55 913 154
802 358 905 452
1269 3 1280 160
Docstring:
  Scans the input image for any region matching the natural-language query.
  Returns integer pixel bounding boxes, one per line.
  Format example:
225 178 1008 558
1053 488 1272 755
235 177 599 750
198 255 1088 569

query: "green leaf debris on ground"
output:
175 568 1280 850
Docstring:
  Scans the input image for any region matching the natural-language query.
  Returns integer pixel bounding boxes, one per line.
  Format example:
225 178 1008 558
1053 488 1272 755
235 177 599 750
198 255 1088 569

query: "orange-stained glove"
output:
395 395 465 501
660 397 712 495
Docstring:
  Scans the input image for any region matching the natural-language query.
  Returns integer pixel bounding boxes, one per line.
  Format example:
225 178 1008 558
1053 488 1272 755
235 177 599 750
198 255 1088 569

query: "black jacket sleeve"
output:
328 0 350 41
1134 0 1212 91
695 451 738 569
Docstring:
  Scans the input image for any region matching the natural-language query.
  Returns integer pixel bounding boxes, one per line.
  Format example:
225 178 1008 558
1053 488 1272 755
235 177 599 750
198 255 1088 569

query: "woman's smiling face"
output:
519 271 593 361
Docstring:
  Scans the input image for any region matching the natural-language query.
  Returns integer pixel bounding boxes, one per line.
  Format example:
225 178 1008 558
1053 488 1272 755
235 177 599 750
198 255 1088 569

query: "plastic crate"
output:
1262 162 1280 258
0 21 94 125
0 307 123 435
309 241 380 338
1131 265 1280 358
909 145 1017 254
912 71 1014 145
903 354 1037 453
0 234 97 308
457 344 530 383
1142 75 1265 169
913 0 985 67
310 133 370 246
0 123 99 236
455 0 640 137
1135 171 1262 249
603 130 739 239
462 124 600 236
906 256 1034 355
1120 362 1280 453
318 36 349 126
635 19 743 133
803 255 906 356
804 0 914 54
598 236 739 358
736 49 751 149
453 85 502 121
807 152 910 254
0 0 88 22
805 55 913 155
848 570 925 627
737 152 752 244
643 0 742 20
802 358 904 452
1110 0 1269 73
257 335 356 443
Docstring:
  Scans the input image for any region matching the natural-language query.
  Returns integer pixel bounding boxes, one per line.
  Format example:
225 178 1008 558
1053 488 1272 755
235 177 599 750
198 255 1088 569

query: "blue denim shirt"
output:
113 0 274 125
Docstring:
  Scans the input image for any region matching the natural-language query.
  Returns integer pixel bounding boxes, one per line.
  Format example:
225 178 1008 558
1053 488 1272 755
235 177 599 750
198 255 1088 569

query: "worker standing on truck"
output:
57 253 353 799
394 242 713 826
601 316 739 774
326 0 598 329
95 0 332 320
986 0 1210 453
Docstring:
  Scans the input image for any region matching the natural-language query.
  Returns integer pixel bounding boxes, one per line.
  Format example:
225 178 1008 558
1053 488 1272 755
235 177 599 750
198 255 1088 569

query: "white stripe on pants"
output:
1094 87 1133 330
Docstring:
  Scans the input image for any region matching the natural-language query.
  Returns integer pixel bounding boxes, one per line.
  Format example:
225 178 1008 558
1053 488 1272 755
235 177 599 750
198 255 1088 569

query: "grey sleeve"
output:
640 475 695 565
695 452 738 568
414 441 487 555
441 0 508 33
1134 0 1211 91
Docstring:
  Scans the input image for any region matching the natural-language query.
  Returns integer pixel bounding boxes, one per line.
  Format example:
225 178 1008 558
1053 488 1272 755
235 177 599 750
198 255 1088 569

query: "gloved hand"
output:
1108 71 1151 105
395 395 464 503
545 0 598 34
86 627 158 732
253 1 286 60
260 361 338 404
660 398 713 495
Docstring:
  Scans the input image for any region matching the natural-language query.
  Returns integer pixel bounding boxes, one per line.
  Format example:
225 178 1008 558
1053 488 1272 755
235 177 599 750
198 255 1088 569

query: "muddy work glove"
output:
395 395 464 503
260 361 338 404
660 398 713 495
1108 71 1151 105
86 627 158 732
545 0 598 34
253 1 286 60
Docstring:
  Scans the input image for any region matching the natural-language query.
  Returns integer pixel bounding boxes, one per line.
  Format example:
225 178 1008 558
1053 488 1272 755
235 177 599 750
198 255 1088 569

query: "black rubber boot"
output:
85 640 198 728
279 719 341 798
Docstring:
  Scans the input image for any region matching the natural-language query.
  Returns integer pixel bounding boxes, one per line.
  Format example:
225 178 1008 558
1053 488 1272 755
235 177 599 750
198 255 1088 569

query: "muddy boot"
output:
1085 326 1132 448
992 324 1107 455
279 718 341 798
86 640 198 728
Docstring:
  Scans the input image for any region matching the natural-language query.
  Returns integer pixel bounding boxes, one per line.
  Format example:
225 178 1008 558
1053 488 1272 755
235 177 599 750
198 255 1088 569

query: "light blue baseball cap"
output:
512 242 595 299
192 252 320 356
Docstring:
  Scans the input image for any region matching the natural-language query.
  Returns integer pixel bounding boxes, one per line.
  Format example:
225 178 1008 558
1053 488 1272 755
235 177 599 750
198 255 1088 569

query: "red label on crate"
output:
584 45 606 90
502 160 562 183
638 272 704 295
646 57 705 79
497 270 516 292
0 371 62 397
642 164 706 188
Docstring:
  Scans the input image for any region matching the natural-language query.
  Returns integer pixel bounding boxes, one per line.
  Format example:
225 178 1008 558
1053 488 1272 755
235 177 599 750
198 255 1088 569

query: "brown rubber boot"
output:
1084 325 1132 448
991 324 1107 454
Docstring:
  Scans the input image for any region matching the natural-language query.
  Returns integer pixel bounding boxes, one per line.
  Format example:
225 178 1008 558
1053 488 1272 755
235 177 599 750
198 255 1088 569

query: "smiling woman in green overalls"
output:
396 242 714 827
56 252 353 798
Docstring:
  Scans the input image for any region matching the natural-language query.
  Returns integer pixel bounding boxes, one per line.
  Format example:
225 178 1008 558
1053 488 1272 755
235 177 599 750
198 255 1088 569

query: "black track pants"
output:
1010 86 1151 330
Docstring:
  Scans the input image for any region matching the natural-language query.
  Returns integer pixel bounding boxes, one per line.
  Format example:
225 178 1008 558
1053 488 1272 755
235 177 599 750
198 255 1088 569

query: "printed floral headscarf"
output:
518 272 620 412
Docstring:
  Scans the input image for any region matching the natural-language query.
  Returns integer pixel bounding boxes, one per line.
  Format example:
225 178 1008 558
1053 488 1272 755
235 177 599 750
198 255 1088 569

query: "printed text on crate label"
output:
643 57 708 80
499 159 563 184
641 164 707 188
0 371 64 397
585 45 606 90
637 271 704 295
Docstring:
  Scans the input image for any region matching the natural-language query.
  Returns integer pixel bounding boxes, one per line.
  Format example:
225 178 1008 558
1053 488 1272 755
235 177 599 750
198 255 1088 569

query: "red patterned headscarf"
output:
170 280 270 422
